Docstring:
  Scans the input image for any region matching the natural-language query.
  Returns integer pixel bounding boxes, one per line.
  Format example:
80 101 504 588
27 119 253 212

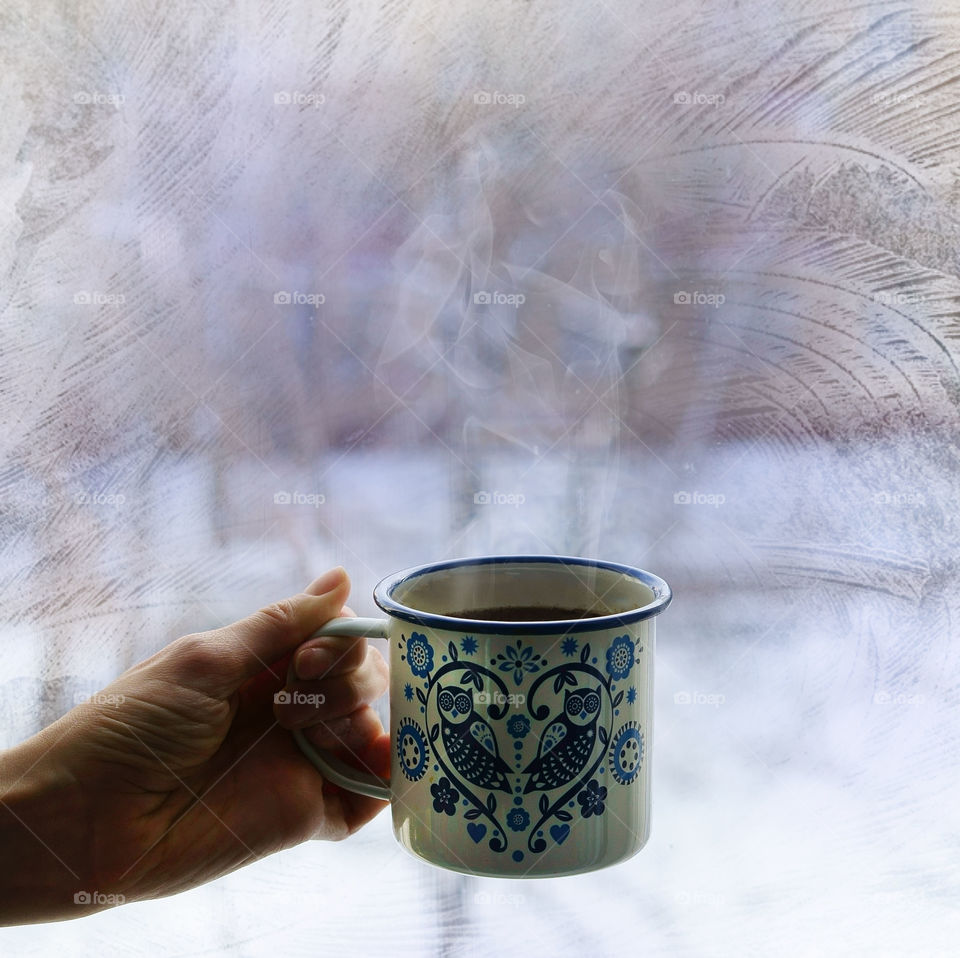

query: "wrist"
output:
0 730 95 924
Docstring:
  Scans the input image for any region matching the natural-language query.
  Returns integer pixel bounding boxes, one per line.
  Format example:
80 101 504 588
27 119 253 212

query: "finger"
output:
334 732 392 835
176 567 351 697
304 570 352 597
307 732 391 840
294 575 360 677
301 704 386 753
294 632 369 680
235 605 360 716
274 647 388 728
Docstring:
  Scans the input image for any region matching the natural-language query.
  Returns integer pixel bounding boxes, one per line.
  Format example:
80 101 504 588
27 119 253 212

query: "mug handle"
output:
288 616 392 801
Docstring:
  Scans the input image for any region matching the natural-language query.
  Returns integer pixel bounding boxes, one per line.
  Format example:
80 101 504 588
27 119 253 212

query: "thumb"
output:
181 567 351 697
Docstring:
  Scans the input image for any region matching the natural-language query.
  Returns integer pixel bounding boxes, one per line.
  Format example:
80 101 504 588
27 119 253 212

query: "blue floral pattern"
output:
506 807 530 831
430 776 459 815
577 780 607 817
493 640 548 685
396 628 644 859
605 634 634 680
406 632 434 677
396 720 429 781
609 722 643 785
506 714 530 739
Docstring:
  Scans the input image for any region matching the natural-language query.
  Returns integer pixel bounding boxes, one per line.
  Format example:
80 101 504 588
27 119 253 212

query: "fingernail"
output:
296 647 335 680
305 566 346 595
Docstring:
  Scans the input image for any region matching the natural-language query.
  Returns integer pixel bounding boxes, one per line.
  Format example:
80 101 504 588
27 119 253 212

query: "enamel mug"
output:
291 555 672 878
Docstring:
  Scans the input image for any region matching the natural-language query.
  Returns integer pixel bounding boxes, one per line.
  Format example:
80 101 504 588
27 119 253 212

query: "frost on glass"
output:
1 2 958 956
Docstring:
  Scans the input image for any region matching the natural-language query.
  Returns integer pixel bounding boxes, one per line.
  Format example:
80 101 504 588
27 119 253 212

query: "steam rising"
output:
376 139 665 557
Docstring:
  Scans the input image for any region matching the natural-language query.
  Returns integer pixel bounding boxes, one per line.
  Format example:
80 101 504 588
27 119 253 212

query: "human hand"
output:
0 566 389 924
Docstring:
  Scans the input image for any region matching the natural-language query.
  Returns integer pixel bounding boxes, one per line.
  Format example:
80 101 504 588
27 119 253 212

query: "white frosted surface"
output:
2 1 960 955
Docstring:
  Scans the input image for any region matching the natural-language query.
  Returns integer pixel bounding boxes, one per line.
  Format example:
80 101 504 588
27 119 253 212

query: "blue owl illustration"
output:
436 682 512 793
523 686 602 793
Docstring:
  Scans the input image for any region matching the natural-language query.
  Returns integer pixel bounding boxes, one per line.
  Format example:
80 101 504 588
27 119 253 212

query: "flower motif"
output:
494 640 547 685
403 683 414 701
461 635 478 656
561 636 579 657
396 720 429 781
406 632 434 677
605 634 635 680
430 776 459 815
506 714 531 739
506 807 530 832
609 722 643 785
577 780 607 818
626 686 637 705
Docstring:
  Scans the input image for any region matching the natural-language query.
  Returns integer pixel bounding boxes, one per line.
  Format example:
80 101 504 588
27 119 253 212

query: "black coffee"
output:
451 605 609 621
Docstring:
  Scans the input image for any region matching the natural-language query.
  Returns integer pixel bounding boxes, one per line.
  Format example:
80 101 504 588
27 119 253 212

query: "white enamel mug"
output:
291 555 672 878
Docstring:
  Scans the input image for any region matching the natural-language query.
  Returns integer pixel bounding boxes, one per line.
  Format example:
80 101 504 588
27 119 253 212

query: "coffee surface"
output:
449 605 609 621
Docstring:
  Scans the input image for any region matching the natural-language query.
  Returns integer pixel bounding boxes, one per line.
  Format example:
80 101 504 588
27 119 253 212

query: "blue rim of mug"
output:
373 554 672 635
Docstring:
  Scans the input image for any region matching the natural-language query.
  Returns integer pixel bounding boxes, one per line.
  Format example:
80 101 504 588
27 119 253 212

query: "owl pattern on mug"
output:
397 631 644 858
523 686 602 793
436 682 512 793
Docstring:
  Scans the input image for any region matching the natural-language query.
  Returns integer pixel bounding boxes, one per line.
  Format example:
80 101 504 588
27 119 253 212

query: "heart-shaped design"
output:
467 822 487 843
549 823 570 845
